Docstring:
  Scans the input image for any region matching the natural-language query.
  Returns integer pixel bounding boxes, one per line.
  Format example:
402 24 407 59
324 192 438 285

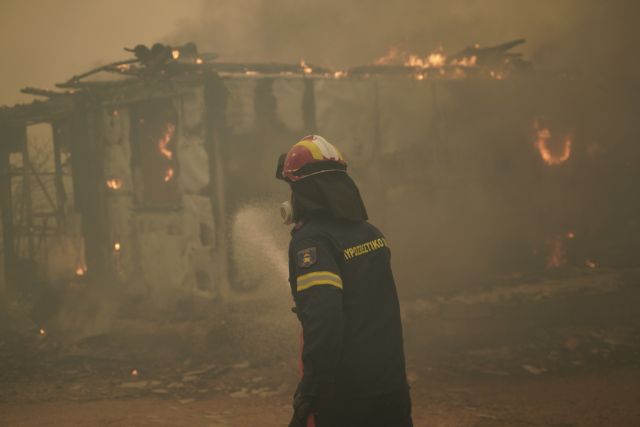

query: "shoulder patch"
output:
297 247 317 268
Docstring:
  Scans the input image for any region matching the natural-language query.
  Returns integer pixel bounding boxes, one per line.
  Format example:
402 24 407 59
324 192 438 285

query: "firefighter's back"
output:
297 218 409 398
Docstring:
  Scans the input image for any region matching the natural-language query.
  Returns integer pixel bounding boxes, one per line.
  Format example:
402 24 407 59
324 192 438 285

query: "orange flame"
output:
75 265 86 276
164 168 174 183
114 242 121 252
106 178 123 190
39 328 46 336
158 123 176 160
374 47 478 70
300 59 313 74
533 119 572 165
451 56 477 67
374 47 401 65
171 49 181 60
406 51 447 68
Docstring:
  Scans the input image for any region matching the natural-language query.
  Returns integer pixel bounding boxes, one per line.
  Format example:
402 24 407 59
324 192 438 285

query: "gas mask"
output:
280 200 294 225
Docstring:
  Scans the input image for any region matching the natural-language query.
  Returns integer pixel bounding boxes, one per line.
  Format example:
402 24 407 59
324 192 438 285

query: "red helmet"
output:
277 135 347 182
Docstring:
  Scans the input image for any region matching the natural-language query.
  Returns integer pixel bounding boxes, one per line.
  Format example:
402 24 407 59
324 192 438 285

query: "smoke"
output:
171 0 638 74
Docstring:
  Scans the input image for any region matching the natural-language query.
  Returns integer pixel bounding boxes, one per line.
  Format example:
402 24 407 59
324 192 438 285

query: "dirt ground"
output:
1 368 639 426
1 269 640 426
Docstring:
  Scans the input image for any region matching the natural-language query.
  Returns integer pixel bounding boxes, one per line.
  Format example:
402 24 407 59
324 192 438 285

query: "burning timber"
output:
0 39 636 310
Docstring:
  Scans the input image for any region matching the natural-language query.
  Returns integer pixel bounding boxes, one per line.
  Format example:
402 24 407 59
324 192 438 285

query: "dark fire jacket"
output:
288 217 408 399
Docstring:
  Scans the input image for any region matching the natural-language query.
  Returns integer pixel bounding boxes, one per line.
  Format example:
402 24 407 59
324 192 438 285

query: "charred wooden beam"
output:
63 59 139 85
68 97 108 279
0 131 17 284
52 120 69 227
20 87 68 98
0 97 75 127
208 62 331 75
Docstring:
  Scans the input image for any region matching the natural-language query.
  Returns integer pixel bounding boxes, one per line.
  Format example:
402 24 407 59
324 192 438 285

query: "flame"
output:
414 73 426 81
131 369 139 376
374 47 401 65
300 59 313 74
585 260 597 269
158 123 176 160
374 47 475 70
116 63 131 72
195 58 204 65
566 231 576 239
546 235 567 269
114 242 121 252
106 178 123 190
75 265 86 276
451 56 477 67
372 45 520 81
245 70 258 76
450 68 467 79
333 70 347 79
39 328 46 336
489 70 506 80
406 51 447 68
164 168 174 182
533 119 572 165
171 49 180 60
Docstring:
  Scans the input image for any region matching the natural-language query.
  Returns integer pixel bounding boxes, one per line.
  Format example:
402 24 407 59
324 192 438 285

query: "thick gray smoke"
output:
171 0 638 75
168 0 639 297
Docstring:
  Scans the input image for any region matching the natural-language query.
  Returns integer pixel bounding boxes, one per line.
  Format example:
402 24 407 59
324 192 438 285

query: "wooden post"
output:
21 139 35 260
69 99 108 280
0 142 15 285
0 126 26 286
204 73 232 300
52 121 68 228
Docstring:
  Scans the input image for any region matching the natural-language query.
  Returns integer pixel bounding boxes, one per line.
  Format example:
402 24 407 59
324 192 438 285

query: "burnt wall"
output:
219 74 640 296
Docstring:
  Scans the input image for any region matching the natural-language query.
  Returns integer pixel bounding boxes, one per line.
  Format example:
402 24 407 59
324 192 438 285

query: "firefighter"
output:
276 135 412 427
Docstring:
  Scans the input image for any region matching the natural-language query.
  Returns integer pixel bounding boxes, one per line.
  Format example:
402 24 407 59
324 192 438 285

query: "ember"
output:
546 235 568 269
585 260 597 269
75 266 86 277
116 63 131 72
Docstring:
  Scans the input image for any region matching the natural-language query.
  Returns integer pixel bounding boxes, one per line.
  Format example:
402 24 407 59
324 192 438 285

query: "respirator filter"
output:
280 200 294 225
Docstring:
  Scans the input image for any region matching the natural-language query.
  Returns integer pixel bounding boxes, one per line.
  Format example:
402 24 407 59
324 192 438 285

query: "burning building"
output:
0 40 637 300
